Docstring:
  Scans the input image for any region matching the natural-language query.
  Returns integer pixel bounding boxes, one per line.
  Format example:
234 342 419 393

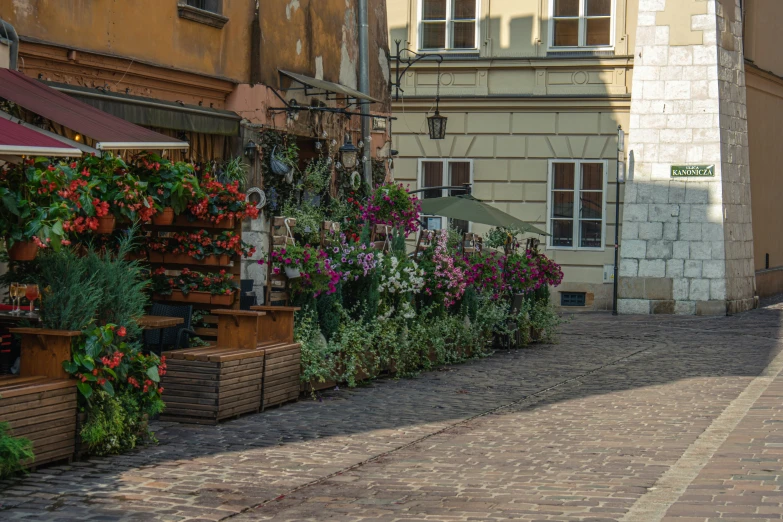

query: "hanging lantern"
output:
427 111 448 140
339 134 359 170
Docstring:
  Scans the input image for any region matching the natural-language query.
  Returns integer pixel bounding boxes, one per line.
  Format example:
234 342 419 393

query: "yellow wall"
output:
0 0 254 82
0 40 8 69
747 66 783 272
744 0 783 78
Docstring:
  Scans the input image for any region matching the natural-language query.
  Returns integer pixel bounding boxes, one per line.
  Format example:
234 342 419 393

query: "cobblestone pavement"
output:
3 305 783 521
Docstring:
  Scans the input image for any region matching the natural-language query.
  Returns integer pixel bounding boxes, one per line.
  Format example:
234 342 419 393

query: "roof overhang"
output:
279 69 379 105
0 113 82 158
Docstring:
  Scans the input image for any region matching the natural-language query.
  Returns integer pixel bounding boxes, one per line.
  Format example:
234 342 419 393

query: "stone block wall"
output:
618 0 756 315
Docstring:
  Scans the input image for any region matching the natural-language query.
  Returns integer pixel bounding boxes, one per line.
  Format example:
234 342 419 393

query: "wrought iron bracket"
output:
388 40 443 102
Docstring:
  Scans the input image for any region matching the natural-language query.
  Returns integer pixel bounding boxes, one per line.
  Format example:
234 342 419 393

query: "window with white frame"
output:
419 0 479 51
550 0 613 49
548 160 606 249
419 159 473 232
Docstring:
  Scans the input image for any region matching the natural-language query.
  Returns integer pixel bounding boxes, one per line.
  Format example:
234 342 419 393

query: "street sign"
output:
671 165 715 178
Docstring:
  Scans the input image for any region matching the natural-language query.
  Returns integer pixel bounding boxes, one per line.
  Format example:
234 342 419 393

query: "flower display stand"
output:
0 376 78 467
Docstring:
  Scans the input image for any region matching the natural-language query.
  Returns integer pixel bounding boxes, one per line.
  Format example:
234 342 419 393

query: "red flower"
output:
117 326 127 337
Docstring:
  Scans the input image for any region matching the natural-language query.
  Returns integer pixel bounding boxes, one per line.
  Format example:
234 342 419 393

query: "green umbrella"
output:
419 194 548 235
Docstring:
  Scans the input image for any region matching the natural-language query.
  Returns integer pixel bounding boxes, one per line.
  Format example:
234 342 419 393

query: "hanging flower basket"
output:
96 215 116 235
151 207 175 226
164 253 231 266
270 146 292 176
7 240 39 262
284 266 301 279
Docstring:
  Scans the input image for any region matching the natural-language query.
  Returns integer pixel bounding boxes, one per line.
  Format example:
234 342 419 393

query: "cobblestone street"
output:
3 305 783 521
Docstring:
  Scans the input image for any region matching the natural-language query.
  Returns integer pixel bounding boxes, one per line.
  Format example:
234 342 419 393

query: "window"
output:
186 0 221 13
560 292 586 307
420 0 479 51
547 160 607 249
419 159 473 233
551 0 613 49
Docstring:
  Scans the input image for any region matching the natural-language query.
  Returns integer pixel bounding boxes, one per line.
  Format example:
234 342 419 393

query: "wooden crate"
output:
0 376 77 468
159 346 265 425
261 343 301 409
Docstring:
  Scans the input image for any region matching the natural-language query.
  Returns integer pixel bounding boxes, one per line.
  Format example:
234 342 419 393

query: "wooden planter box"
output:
148 251 164 263
174 215 235 230
261 343 301 409
154 290 236 306
164 253 231 266
0 376 77 468
159 346 265 425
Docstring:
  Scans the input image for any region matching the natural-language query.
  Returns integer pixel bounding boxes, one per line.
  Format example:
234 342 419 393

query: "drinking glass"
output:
25 284 39 317
15 284 27 316
9 282 18 314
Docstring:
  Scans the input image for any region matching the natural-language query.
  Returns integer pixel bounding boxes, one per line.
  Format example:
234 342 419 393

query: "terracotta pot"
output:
96 215 116 234
154 290 212 304
164 253 230 266
8 240 39 261
151 207 175 226
148 251 164 263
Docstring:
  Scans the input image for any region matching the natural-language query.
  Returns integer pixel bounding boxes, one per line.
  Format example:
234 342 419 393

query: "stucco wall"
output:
744 0 783 78
0 0 255 82
392 107 629 311
747 67 783 273
0 40 8 69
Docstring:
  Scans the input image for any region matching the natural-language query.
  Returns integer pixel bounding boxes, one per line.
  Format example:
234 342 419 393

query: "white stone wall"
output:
618 0 755 315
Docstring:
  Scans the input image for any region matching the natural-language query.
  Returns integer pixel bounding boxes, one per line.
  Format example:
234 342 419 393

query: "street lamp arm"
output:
389 40 443 102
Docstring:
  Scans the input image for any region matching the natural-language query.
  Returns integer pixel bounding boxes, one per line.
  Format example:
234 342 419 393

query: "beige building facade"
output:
388 0 783 314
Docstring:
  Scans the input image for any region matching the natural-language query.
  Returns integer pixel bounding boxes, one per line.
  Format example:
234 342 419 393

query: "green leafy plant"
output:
151 267 236 296
219 156 249 192
301 157 332 195
133 153 202 215
0 421 34 479
78 389 150 456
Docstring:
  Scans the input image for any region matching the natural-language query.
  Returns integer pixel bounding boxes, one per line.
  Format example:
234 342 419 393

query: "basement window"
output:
560 292 586 307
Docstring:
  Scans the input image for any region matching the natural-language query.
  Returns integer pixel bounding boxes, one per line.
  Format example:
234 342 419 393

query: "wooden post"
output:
211 310 266 350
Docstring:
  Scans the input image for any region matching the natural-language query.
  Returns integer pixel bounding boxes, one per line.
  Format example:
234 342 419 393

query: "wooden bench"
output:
0 376 77 467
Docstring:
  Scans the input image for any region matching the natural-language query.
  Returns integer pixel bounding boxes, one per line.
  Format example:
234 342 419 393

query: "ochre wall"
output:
744 0 783 78
258 0 390 110
747 66 783 273
0 0 255 82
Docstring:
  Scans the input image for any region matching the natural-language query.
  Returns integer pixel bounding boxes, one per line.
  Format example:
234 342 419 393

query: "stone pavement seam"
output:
621 335 783 522
225 344 659 521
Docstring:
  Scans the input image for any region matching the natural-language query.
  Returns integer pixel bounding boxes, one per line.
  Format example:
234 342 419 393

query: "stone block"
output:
695 300 727 316
702 260 726 278
689 279 711 301
711 278 727 301
622 222 640 240
649 204 680 222
618 299 651 315
509 160 547 181
666 259 684 278
663 222 678 240
645 278 673 300
496 136 527 158
673 278 690 300
512 113 556 134
651 300 676 314
622 240 647 259
474 159 508 181
624 203 650 222
467 113 510 134
619 259 639 277
702 222 724 241
675 300 697 315
638 222 663 240
559 113 599 134
680 222 703 242
469 136 495 157
646 239 673 259
684 260 703 278
673 241 690 259
527 136 553 158
619 277 645 299
639 259 666 277
690 241 713 260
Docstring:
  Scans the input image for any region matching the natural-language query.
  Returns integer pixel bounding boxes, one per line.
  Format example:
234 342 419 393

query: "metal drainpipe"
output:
0 18 19 70
358 0 372 186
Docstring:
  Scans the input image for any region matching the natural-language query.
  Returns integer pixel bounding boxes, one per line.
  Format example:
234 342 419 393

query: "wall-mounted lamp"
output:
244 139 258 159
339 134 359 170
74 134 82 142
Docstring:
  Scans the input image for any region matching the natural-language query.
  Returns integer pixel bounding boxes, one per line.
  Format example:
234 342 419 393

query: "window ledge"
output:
177 4 228 29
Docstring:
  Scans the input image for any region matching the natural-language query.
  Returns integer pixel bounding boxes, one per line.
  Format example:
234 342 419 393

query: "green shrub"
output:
79 389 149 456
0 422 34 479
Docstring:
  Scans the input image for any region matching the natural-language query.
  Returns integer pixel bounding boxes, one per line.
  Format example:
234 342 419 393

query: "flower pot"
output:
8 240 39 261
154 290 212 304
148 251 164 263
164 253 231 266
211 291 237 306
174 215 235 230
96 215 116 234
124 252 147 262
284 266 301 279
151 207 175 226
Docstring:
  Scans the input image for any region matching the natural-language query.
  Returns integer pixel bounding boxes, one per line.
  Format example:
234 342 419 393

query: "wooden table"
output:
138 315 184 355
0 310 40 323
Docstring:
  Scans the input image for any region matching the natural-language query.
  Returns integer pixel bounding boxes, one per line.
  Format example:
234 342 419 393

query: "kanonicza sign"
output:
671 165 715 178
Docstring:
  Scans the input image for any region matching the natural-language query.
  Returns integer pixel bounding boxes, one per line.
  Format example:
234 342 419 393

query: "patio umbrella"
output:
419 194 548 235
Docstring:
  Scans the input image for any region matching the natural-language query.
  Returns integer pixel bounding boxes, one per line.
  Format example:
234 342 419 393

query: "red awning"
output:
0 69 188 151
0 117 82 157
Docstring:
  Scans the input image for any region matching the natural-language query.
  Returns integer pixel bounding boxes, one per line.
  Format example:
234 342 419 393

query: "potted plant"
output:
151 267 237 305
259 243 341 296
361 183 422 236
133 153 202 225
186 176 260 228
270 142 298 177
